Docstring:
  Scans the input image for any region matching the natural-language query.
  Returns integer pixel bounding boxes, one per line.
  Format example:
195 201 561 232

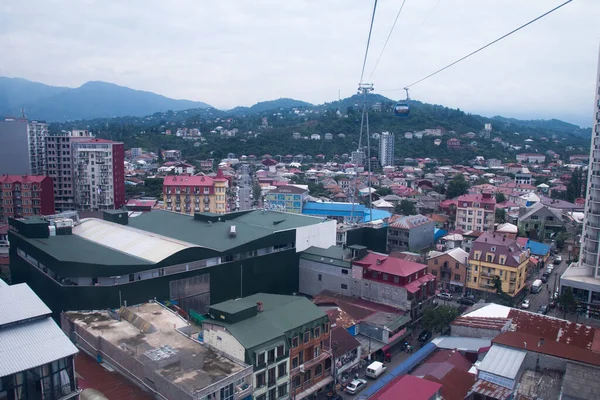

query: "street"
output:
237 164 253 211
519 254 569 318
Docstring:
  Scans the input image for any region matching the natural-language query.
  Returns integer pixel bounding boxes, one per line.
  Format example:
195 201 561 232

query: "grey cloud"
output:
1 0 598 126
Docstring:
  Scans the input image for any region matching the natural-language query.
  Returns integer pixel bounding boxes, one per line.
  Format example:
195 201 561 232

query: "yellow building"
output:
162 172 229 215
466 232 529 297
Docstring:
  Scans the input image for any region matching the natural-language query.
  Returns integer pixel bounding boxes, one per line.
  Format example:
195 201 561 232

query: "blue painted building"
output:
302 201 392 223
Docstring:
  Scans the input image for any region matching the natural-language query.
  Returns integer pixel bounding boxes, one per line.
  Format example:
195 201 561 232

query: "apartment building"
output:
0 118 48 175
455 193 496 232
466 232 528 297
46 130 94 211
264 185 309 213
379 131 395 167
162 171 228 215
204 293 332 400
427 247 469 294
387 214 435 252
0 175 54 222
73 138 125 211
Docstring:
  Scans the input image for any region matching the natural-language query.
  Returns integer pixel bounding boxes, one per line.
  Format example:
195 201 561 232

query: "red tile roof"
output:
126 199 157 207
372 374 441 400
456 193 496 205
405 274 436 293
353 251 427 277
0 175 48 184
469 379 512 400
162 175 214 187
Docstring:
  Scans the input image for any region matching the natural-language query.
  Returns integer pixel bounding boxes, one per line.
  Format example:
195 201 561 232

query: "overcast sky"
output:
1 0 599 126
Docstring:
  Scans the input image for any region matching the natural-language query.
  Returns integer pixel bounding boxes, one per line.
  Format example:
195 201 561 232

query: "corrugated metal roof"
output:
0 317 78 376
478 345 526 379
431 336 491 352
0 283 51 326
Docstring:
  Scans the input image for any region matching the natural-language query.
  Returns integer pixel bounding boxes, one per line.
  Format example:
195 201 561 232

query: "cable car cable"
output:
369 0 407 79
393 0 441 62
359 0 379 84
382 0 574 91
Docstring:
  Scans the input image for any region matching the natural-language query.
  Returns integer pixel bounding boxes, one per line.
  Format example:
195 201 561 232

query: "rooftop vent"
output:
229 225 237 237
257 302 263 312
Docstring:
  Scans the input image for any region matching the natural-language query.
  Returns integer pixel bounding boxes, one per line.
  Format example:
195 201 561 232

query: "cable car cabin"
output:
394 103 410 117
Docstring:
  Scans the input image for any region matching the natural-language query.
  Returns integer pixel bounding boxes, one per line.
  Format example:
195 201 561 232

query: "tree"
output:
395 200 417 216
433 184 446 195
495 193 506 204
495 208 506 223
157 148 163 163
558 288 578 319
446 174 469 199
252 182 262 202
421 305 460 333
492 275 503 294
375 187 392 197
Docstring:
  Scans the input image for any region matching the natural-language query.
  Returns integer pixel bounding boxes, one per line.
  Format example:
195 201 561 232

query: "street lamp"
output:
367 327 379 362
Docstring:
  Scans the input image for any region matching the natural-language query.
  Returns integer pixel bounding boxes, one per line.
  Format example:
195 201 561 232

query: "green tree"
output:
558 288 578 319
493 275 503 294
157 148 163 163
495 208 506 223
495 193 506 204
252 182 262 201
446 174 469 199
308 183 328 197
395 200 417 216
375 187 393 197
421 305 460 333
433 184 446 195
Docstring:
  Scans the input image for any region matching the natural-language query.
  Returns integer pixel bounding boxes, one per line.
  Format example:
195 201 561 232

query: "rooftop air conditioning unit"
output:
229 225 237 237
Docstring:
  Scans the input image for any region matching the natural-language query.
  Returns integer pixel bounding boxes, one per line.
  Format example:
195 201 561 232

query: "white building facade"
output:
379 131 394 167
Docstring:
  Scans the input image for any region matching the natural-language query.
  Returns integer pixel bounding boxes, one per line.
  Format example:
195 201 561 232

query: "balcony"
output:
204 196 210 204
235 383 253 400
291 345 331 376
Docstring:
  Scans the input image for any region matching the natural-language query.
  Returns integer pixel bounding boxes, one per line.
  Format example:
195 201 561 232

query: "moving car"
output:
345 379 367 395
521 299 531 309
418 329 433 343
366 361 387 379
457 297 475 306
537 304 549 315
436 292 453 301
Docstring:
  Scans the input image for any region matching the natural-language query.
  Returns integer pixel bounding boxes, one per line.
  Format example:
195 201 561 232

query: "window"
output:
277 345 284 358
341 269 349 275
292 336 299 348
257 372 266 388
315 364 323 376
431 269 437 276
454 274 461 281
382 273 388 281
304 370 311 382
394 276 399 283
304 331 310 343
314 327 321 338
277 362 287 378
318 274 322 282
257 352 266 366
268 367 276 387
341 284 348 290
455 262 459 269
269 388 276 399
257 395 266 400
278 384 288 398
268 349 275 363
292 357 299 368
314 345 320 357
129 273 135 282
293 376 301 388
474 277 477 283
434 259 438 265
299 350 304 364
324 323 329 334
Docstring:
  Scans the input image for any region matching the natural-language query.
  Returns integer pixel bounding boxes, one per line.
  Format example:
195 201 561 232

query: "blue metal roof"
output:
434 228 447 242
361 342 436 398
302 202 391 222
525 239 551 256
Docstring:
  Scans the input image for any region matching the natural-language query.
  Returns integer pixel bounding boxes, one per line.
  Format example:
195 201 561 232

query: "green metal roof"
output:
299 246 351 268
26 235 151 265
128 210 325 252
208 293 327 350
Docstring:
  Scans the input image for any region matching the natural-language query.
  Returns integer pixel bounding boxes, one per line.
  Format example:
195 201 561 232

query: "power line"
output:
369 0 408 79
383 0 574 90
359 0 379 84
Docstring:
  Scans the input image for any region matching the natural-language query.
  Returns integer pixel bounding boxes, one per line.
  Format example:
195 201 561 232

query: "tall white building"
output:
379 131 394 167
562 46 600 317
0 118 48 175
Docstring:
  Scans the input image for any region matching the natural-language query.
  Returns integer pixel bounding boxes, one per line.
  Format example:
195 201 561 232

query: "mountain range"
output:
0 77 211 121
0 77 592 139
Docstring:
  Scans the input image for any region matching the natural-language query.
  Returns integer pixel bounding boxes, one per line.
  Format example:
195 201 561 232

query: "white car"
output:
436 293 453 301
521 299 531 309
345 379 367 395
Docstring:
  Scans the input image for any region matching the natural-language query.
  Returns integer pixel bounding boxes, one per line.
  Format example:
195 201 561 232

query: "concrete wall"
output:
203 323 246 363
295 219 337 252
408 221 436 251
0 120 30 174
299 258 353 296
355 278 410 310
451 324 503 339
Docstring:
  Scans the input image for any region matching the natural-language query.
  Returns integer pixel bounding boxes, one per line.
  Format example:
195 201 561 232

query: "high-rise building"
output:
46 130 94 211
562 47 600 316
379 131 394 167
0 175 55 222
73 138 125 211
0 118 48 175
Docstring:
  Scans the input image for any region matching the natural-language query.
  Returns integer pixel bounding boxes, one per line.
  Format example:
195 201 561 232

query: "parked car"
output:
457 297 475 306
327 394 343 400
537 304 549 315
345 379 367 395
554 256 562 265
521 299 531 309
549 300 557 309
418 329 433 343
366 361 387 379
436 292 453 301
546 265 554 272
541 275 548 283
